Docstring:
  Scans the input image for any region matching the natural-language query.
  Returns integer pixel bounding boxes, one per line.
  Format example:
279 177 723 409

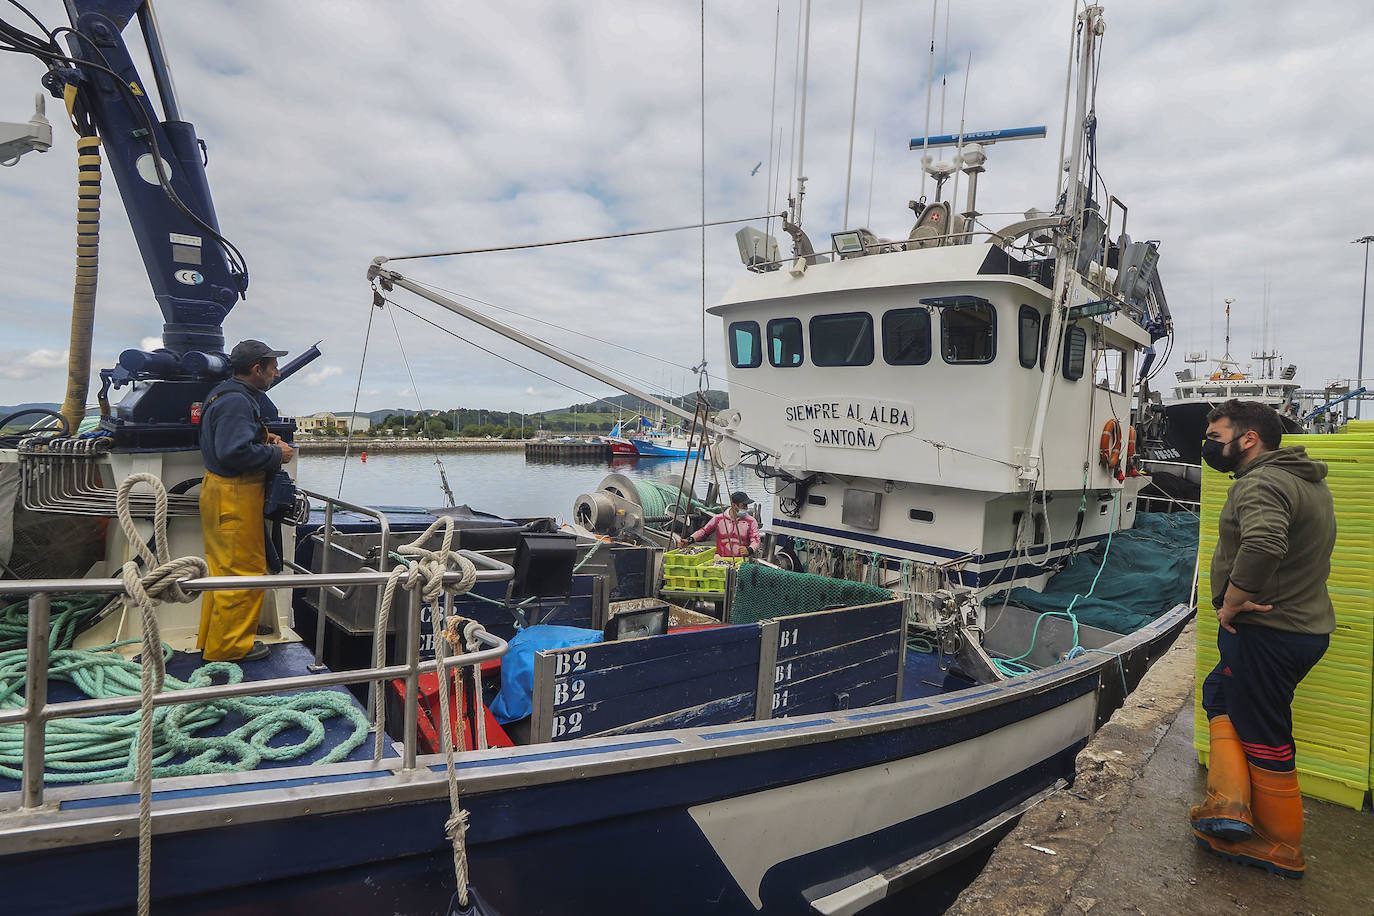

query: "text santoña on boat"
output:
783 397 914 449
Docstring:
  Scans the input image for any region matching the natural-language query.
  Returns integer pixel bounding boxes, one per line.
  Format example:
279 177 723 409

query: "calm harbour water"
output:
297 450 760 522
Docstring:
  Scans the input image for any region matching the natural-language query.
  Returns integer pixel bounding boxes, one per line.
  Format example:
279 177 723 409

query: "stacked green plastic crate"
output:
1194 429 1374 810
662 548 745 594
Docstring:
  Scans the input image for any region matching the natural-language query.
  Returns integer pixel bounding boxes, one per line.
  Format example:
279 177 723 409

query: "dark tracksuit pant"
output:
1202 623 1329 773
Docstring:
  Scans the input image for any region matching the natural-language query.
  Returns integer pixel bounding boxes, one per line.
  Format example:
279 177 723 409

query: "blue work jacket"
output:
200 379 283 477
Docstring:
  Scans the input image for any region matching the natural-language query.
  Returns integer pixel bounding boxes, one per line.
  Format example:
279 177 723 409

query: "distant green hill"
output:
332 391 729 426
0 402 61 417
552 390 730 414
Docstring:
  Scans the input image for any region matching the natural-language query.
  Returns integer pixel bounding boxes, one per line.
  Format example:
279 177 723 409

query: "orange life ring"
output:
1098 419 1135 468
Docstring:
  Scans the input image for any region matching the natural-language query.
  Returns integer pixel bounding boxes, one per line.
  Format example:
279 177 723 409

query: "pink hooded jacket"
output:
689 511 760 558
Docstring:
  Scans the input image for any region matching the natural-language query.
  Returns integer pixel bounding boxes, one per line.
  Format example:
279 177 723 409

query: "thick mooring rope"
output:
432 610 489 909
116 473 208 916
370 515 478 761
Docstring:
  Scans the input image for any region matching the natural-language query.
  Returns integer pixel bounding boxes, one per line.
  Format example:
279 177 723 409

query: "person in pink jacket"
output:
680 491 761 558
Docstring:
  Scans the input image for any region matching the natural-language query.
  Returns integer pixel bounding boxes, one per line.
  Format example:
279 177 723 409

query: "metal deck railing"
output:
0 552 514 811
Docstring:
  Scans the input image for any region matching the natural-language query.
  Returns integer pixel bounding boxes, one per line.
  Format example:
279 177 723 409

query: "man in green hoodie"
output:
1190 399 1335 879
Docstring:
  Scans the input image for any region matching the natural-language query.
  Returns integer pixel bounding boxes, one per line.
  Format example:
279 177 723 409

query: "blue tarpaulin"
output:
489 625 603 724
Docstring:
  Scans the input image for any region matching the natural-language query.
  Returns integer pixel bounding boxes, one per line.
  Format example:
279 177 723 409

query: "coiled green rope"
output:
0 641 369 783
0 595 107 653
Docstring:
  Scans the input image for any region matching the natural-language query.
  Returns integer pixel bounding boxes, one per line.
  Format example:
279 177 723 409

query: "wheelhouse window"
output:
941 303 996 364
729 321 761 368
809 312 874 367
1093 341 1128 393
1018 305 1040 369
1062 326 1087 380
882 308 932 366
767 318 804 367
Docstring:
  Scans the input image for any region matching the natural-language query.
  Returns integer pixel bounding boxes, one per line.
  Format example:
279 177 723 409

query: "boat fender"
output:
1098 419 1135 469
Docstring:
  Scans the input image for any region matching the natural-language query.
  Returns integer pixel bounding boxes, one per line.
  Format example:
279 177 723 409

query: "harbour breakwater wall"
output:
297 438 529 454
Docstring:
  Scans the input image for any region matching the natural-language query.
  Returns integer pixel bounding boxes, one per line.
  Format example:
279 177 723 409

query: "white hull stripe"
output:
687 692 1094 909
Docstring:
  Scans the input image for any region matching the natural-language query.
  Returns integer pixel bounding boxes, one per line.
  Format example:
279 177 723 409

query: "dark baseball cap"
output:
230 339 287 371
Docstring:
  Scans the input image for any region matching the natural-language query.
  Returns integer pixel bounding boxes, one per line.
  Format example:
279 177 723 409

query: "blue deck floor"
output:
900 647 977 701
1 641 386 795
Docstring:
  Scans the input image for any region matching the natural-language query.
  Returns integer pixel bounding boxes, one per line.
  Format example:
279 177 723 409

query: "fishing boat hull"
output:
1161 399 1302 465
2 603 1190 916
605 436 640 456
630 436 702 458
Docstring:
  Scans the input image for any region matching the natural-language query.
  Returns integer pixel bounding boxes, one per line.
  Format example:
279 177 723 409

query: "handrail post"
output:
310 501 334 671
21 591 51 809
402 587 421 770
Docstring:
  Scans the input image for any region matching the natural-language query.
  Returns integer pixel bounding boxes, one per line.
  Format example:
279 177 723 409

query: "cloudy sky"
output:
1 0 1371 418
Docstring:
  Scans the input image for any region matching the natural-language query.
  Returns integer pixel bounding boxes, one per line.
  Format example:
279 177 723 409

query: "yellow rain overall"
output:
197 470 267 660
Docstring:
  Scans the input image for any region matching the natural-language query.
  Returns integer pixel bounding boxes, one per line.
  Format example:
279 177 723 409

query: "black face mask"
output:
1201 437 1240 473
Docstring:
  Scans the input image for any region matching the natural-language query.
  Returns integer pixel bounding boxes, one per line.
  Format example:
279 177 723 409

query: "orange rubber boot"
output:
1194 765 1305 879
1190 715 1253 840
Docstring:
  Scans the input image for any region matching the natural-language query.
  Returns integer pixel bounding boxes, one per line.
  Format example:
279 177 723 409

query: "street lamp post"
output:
1356 236 1374 419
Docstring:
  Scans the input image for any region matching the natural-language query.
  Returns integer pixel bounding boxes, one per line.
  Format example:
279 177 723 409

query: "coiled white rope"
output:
115 473 209 916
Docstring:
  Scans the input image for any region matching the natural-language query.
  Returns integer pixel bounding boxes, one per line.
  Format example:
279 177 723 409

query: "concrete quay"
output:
948 622 1374 916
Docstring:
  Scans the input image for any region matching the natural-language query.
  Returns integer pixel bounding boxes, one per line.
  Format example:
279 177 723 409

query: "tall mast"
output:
1020 4 1103 485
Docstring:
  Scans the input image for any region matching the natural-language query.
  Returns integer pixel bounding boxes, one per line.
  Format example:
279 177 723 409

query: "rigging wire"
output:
383 303 456 507
938 0 950 136
381 295 631 414
376 214 773 264
764 2 781 242
793 0 813 225
785 0 803 215
918 0 937 201
335 292 380 500
841 0 864 230
1054 4 1080 202
397 274 806 408
866 126 876 228
397 279 694 404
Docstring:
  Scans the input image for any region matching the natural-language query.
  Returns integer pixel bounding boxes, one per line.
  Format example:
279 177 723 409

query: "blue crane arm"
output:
52 0 245 365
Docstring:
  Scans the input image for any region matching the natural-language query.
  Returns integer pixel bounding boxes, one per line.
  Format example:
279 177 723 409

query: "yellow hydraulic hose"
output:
59 132 101 433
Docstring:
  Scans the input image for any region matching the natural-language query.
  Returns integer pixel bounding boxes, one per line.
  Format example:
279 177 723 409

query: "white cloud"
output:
0 348 69 379
303 365 342 387
140 337 162 352
2 0 1372 416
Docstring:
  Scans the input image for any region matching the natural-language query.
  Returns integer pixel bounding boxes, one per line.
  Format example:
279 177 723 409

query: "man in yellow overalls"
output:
197 340 295 662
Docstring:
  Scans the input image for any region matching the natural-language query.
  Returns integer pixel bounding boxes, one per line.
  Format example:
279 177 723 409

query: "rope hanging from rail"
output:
117 472 207 916
370 515 478 762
